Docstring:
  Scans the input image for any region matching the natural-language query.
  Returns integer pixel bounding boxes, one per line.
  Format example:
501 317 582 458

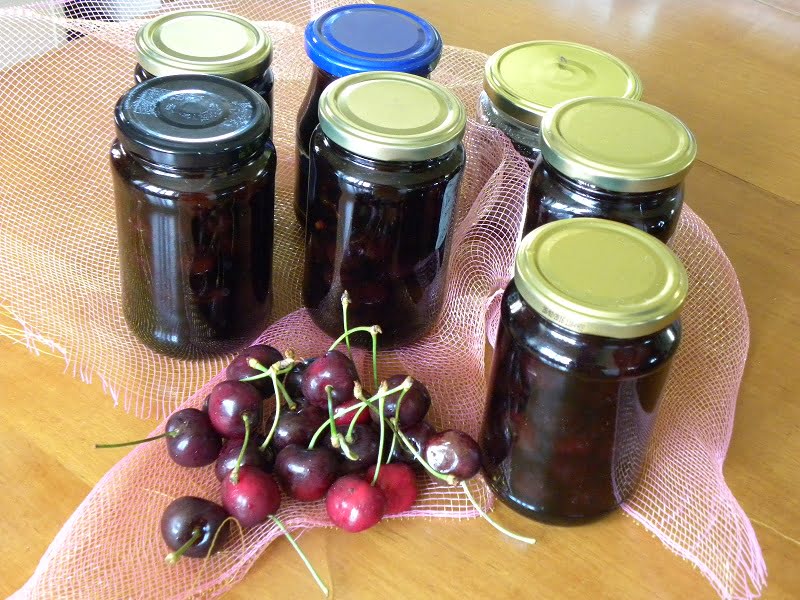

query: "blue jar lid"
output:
115 74 271 169
304 4 442 77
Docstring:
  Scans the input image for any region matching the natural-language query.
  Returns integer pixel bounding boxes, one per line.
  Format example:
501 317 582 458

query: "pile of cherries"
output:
98 294 533 596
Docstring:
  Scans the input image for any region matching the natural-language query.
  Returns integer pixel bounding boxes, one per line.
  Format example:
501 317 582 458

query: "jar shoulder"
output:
501 283 681 379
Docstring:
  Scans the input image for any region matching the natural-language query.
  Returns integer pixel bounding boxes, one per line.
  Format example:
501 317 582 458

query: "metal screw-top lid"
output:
484 40 642 127
114 74 271 169
135 10 272 82
540 96 697 193
305 4 442 78
318 71 466 162
514 218 688 339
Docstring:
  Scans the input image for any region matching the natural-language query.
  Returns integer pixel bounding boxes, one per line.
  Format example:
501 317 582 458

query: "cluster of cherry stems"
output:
98 292 534 596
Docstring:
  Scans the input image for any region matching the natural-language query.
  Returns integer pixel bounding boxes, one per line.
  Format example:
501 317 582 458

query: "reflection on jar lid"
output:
484 40 642 127
114 74 270 169
135 10 272 81
514 219 688 339
305 4 442 78
540 96 697 193
318 71 466 162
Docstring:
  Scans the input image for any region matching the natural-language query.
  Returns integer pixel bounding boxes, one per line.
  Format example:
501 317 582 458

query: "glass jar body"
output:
302 129 465 347
133 63 274 130
110 142 276 357
524 157 684 243
478 91 540 164
482 281 681 524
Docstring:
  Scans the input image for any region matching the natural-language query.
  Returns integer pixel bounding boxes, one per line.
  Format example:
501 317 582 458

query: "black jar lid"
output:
114 74 270 169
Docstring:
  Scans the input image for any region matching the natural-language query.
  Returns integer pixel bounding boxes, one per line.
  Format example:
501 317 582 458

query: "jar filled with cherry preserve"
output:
110 75 276 358
295 3 442 224
525 96 697 242
479 40 642 163
134 10 274 129
482 218 688 524
303 72 466 347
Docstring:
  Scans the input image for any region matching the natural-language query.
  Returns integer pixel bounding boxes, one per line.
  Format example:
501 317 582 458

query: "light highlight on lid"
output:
135 10 272 81
514 219 688 339
318 72 466 162
483 40 642 127
540 96 697 193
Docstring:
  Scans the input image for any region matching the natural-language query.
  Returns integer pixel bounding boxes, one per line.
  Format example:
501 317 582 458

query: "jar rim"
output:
514 218 688 339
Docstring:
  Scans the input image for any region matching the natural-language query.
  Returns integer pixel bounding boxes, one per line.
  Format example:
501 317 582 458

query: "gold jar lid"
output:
483 40 642 127
318 71 466 162
515 219 688 339
135 10 272 82
540 96 697 193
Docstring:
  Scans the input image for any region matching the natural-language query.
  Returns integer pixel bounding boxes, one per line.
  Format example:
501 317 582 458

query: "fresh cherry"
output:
366 463 418 515
326 424 379 475
272 405 327 452
165 408 223 467
221 466 282 527
274 445 338 502
207 380 263 438
225 344 283 395
283 358 315 399
160 496 229 560
301 350 359 408
393 420 436 464
333 398 370 427
215 435 273 481
370 374 430 428
325 475 386 532
425 430 481 481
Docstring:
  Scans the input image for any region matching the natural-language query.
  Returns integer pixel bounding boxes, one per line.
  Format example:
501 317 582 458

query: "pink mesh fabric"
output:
0 2 765 599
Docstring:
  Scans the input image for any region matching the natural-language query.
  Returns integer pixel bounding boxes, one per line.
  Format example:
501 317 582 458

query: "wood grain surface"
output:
1 0 799 598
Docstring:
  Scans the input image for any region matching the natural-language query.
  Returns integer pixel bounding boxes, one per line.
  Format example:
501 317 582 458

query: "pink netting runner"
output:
0 1 766 599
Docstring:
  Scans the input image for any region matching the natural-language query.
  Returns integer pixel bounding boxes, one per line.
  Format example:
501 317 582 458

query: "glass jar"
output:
478 41 642 163
110 75 276 358
303 72 466 347
134 10 274 130
482 218 688 524
295 4 442 225
525 97 697 243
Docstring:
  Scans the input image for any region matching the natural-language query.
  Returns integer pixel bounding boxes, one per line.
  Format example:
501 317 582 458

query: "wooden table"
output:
2 0 799 598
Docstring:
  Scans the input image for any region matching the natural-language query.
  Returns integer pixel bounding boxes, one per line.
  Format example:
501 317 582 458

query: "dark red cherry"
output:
215 435 273 481
366 463 418 515
226 345 283 395
393 420 436 464
274 445 338 502
333 398 369 427
325 475 386 533
425 430 481 481
283 358 315 399
326 424 379 475
207 380 263 438
160 496 229 559
221 466 281 527
165 408 223 468
300 350 359 408
272 405 327 452
370 375 431 428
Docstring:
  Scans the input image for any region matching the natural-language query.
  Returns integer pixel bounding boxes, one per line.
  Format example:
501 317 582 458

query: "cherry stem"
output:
230 413 251 484
270 515 329 597
308 401 367 450
370 327 379 392
460 481 536 545
95 430 177 449
327 325 381 353
338 434 358 460
241 358 295 384
260 379 282 451
371 394 386 486
341 291 353 363
165 527 202 565
385 384 410 465
272 370 296 411
325 386 339 449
